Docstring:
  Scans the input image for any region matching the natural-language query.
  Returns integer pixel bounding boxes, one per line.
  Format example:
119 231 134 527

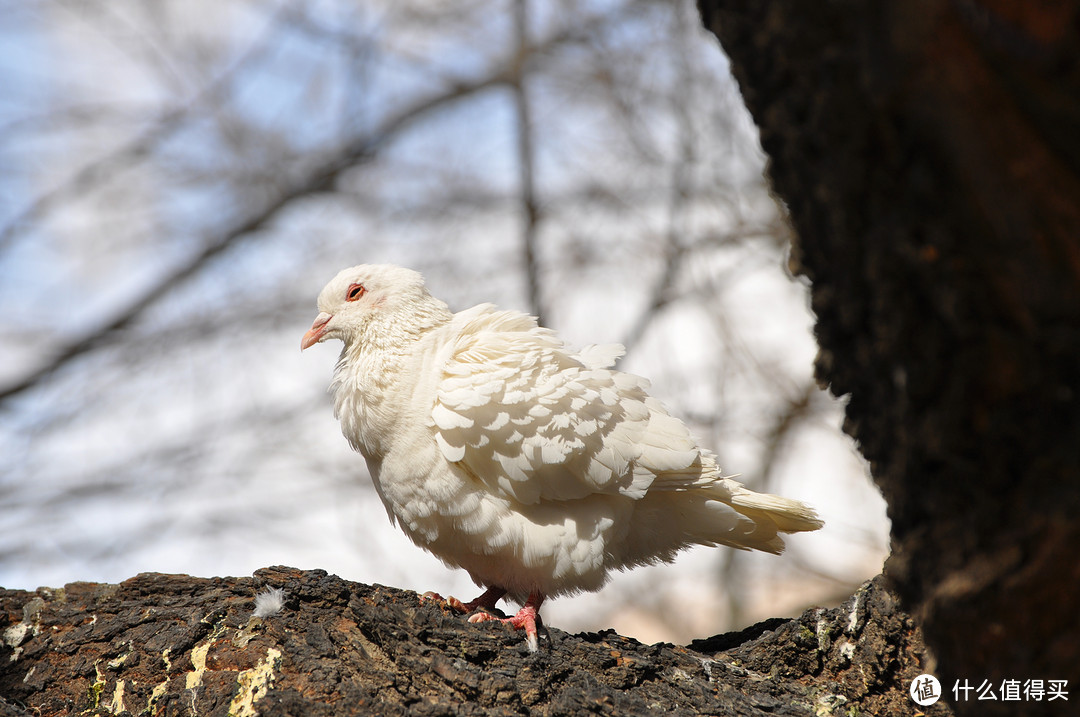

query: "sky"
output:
0 0 889 644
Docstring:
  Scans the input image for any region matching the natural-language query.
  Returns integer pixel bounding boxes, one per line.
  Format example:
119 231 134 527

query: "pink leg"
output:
469 591 545 652
460 586 507 613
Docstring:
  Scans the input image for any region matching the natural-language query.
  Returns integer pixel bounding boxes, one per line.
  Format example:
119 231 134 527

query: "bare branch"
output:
513 0 545 325
0 4 290 256
0 72 507 406
619 3 697 356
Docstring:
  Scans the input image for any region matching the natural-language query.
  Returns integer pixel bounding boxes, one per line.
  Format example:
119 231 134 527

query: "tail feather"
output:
616 477 824 569
728 485 825 534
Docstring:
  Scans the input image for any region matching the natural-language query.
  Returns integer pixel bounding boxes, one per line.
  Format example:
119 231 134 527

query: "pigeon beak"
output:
301 312 333 351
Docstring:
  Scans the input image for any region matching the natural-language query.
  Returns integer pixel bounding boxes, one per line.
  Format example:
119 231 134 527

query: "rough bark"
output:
0 567 944 716
697 2 1080 715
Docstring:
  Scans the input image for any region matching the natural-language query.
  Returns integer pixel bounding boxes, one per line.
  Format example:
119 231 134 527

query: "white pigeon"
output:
302 264 823 650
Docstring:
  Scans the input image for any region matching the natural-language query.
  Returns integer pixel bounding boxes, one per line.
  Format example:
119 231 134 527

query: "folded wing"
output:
429 306 714 506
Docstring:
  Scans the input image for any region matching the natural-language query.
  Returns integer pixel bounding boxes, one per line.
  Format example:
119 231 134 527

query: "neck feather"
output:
330 295 452 457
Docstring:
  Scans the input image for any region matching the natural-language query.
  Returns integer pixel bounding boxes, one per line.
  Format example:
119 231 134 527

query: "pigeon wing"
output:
430 307 704 505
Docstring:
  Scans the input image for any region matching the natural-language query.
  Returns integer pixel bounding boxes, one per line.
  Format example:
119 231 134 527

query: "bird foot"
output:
419 591 467 613
469 601 541 652
420 586 507 615
423 588 543 651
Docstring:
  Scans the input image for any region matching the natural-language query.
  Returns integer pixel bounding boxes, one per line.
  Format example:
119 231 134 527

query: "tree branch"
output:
513 0 545 326
0 74 507 406
0 3 292 257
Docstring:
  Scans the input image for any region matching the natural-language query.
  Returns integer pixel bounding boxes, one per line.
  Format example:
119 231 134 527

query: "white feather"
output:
253 587 286 618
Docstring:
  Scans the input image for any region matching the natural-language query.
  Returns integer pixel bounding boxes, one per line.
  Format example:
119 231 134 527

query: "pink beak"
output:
301 312 333 351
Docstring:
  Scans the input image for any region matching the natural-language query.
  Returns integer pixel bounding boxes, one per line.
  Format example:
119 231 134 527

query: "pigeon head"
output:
301 264 449 351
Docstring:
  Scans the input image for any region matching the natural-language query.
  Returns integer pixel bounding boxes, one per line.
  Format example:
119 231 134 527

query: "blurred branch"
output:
0 3 292 257
620 236 684 356
0 0 881 631
758 380 818 486
513 0 544 325
54 0 193 93
619 2 697 356
0 73 507 406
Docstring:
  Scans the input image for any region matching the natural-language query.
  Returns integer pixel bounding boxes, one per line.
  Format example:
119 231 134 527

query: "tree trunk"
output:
0 567 944 716
697 2 1080 715
6 2 1078 714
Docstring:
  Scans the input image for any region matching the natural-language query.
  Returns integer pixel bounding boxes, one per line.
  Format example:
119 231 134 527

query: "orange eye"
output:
346 283 366 301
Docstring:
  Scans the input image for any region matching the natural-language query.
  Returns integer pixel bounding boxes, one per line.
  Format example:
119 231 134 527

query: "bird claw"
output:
469 603 540 652
424 587 542 651
419 591 469 613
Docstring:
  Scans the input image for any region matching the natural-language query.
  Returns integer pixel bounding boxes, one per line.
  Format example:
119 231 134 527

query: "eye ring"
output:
346 283 366 301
